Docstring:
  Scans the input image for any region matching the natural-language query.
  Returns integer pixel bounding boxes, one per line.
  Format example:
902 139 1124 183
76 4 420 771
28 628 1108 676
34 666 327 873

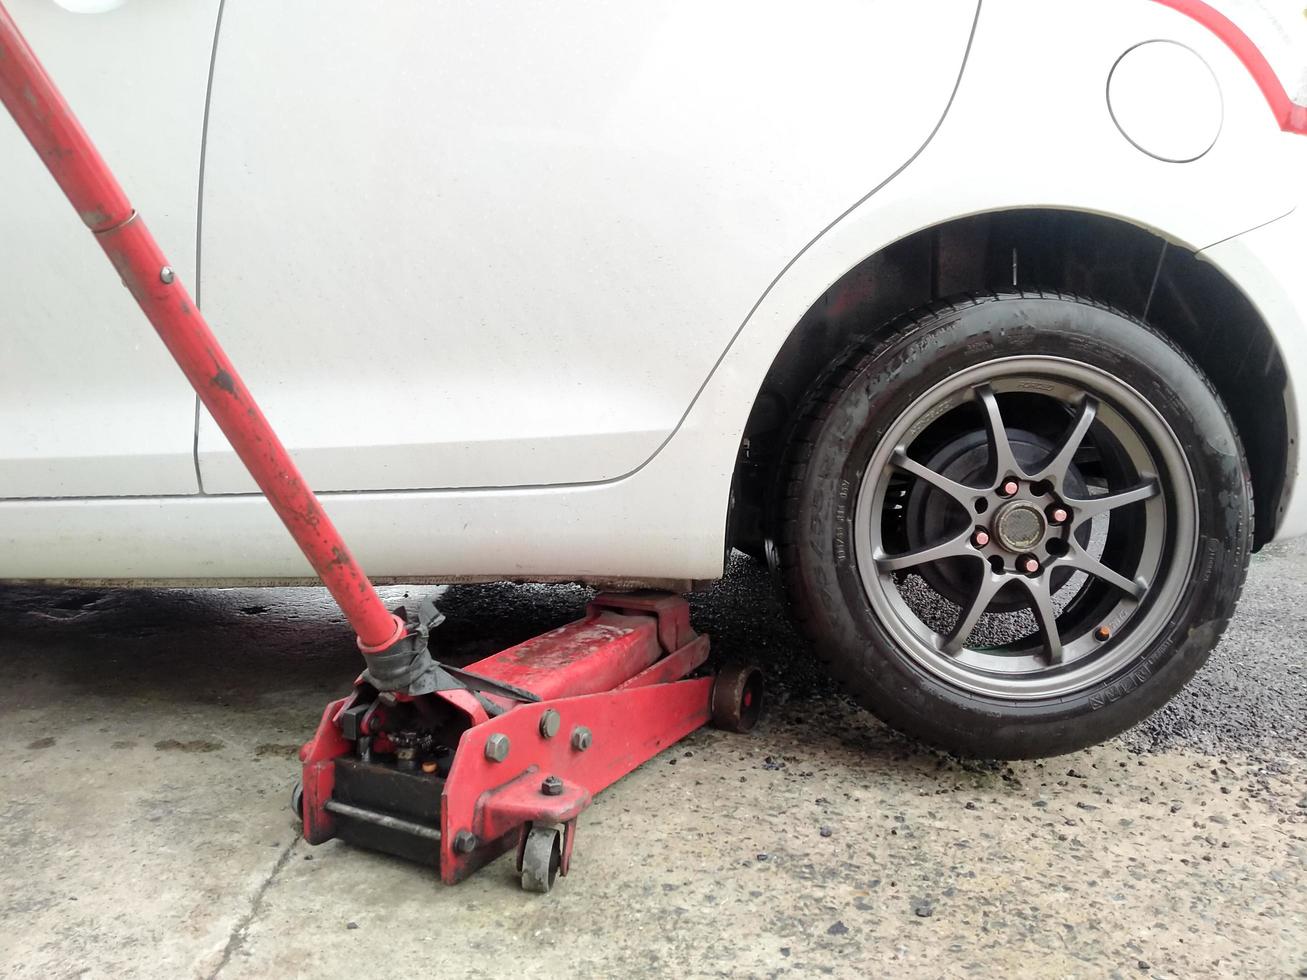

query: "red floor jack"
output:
0 8 762 892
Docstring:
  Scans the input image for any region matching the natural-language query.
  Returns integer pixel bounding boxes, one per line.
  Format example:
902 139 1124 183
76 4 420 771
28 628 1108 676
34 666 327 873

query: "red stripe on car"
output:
1153 0 1307 134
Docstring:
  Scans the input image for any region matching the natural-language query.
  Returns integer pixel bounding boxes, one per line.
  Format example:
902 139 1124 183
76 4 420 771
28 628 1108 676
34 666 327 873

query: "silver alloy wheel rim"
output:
853 356 1197 700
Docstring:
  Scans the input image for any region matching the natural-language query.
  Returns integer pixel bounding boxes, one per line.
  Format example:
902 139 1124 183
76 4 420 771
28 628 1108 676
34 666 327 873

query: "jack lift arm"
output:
0 6 762 891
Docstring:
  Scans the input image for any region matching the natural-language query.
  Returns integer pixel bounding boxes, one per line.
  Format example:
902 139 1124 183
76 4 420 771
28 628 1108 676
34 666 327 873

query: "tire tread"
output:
774 289 1253 755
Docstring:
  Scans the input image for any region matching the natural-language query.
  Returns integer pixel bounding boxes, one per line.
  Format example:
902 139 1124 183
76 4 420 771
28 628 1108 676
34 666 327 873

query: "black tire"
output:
777 291 1252 758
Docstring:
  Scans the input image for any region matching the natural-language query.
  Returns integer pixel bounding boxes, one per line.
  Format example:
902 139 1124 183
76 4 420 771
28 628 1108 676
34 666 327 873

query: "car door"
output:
0 0 218 497
198 0 978 493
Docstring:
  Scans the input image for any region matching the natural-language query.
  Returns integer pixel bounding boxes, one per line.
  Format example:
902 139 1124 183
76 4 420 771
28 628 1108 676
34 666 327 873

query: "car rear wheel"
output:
776 292 1252 758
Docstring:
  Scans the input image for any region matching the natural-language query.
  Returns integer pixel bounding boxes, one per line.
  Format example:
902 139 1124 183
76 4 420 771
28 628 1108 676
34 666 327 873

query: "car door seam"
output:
190 0 227 497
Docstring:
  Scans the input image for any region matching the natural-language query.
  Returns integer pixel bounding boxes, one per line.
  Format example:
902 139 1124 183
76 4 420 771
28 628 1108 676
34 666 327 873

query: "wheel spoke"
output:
1017 576 1064 665
1067 478 1160 525
976 384 1021 482
875 528 975 573
844 345 1205 704
890 448 977 511
1032 396 1098 487
1059 544 1147 601
941 571 1005 655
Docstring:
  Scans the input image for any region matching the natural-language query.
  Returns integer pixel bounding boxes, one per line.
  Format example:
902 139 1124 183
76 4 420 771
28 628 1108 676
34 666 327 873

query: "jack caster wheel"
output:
711 663 764 733
290 781 304 823
520 826 562 894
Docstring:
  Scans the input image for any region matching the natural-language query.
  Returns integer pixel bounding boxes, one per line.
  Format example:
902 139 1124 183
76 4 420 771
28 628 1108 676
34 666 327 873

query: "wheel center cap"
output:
994 501 1045 552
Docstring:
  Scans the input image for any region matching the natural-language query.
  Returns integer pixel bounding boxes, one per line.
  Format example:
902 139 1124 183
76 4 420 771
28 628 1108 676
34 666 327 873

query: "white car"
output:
3 0 1305 757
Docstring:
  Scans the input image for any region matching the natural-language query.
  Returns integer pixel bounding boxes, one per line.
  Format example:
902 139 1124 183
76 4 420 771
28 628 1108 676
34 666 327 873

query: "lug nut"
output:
1048 506 1069 525
541 775 564 797
1094 625 1112 642
484 733 510 762
1020 556 1040 575
999 479 1020 497
971 529 991 549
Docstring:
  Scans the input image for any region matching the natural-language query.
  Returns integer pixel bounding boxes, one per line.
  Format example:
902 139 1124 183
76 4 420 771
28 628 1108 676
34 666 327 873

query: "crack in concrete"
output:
203 838 298 980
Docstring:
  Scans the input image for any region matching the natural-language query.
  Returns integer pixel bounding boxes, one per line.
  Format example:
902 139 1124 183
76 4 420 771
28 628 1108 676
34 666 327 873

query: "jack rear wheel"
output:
520 825 562 894
711 664 764 733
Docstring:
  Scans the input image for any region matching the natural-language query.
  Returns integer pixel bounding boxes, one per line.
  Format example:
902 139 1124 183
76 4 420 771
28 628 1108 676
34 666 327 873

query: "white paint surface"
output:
0 0 217 496
1 0 1305 584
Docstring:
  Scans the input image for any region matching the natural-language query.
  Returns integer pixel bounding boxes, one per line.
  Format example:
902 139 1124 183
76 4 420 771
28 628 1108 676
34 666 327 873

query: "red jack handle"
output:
0 6 404 654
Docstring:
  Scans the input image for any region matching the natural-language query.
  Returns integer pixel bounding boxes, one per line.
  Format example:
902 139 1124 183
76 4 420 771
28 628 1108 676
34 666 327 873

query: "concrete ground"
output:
2 544 1306 979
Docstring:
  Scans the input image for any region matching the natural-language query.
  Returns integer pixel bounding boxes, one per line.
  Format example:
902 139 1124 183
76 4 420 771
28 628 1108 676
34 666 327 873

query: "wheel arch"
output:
731 208 1290 554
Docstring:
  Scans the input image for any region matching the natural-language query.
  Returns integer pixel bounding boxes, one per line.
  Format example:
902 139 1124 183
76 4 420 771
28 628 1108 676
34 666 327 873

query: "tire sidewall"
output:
790 295 1251 757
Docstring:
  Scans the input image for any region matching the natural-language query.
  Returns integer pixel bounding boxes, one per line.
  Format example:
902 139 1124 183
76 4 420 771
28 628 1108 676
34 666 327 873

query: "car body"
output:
3 0 1305 755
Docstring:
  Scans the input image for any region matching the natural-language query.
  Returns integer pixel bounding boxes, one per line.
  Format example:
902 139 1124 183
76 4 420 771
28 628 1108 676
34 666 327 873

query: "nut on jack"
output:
484 732 511 762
